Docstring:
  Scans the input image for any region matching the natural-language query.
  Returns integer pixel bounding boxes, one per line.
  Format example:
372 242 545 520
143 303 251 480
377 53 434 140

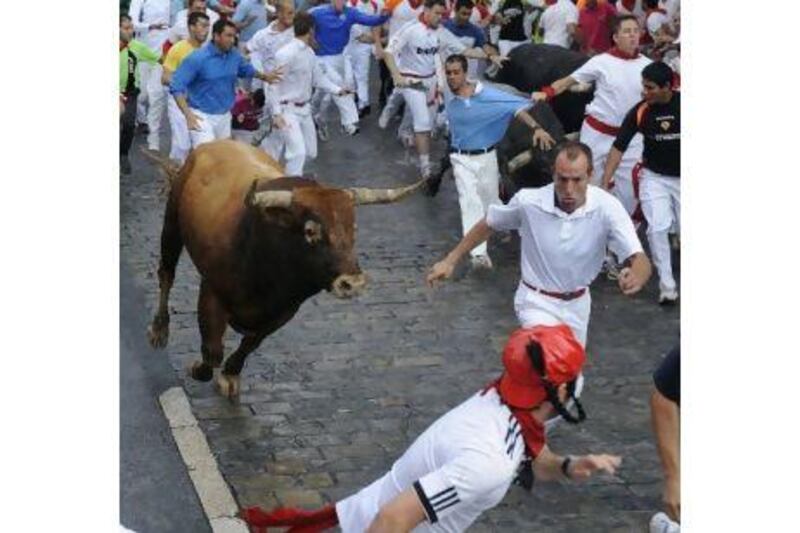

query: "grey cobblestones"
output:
122 104 679 530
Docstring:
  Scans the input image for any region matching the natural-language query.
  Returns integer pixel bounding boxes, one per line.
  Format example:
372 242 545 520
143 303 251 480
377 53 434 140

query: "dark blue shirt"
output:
309 5 389 56
442 19 486 48
170 42 257 114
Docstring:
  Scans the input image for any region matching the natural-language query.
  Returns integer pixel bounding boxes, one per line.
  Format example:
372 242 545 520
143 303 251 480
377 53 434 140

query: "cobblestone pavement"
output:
121 104 679 532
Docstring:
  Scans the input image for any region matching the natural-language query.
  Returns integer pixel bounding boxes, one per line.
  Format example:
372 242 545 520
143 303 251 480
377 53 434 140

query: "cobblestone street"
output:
121 104 679 531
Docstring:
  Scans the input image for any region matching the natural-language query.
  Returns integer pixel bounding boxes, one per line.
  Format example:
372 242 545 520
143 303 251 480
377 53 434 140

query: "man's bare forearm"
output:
601 147 624 187
516 108 544 132
445 219 493 264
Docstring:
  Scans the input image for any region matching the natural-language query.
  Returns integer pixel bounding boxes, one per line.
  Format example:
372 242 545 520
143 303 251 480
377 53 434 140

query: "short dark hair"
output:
252 88 266 108
643 0 659 8
445 54 468 73
455 0 474 11
611 14 639 35
642 61 674 88
188 11 210 27
189 0 207 7
120 14 132 25
425 0 447 9
212 18 237 36
294 11 315 37
555 141 593 173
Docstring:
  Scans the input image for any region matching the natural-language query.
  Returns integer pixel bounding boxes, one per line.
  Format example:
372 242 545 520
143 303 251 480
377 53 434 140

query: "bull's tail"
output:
139 148 182 194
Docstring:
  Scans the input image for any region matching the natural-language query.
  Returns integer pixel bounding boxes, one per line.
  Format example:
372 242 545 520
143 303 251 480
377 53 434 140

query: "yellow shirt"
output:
163 40 200 73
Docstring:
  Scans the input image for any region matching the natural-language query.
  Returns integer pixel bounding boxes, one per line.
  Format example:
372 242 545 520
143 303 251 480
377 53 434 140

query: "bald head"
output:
276 0 295 28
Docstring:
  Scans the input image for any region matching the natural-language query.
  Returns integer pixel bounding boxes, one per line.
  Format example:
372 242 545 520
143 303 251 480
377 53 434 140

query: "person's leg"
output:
212 111 232 141
281 113 308 175
640 171 677 299
452 154 489 259
146 64 167 151
298 109 318 163
378 88 403 129
120 91 139 157
613 141 644 215
405 87 433 177
327 55 359 131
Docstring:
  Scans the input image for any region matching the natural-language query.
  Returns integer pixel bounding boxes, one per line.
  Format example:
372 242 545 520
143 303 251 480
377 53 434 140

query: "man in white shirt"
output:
427 141 651 347
242 324 621 532
263 12 348 174
245 0 296 104
532 14 651 218
129 0 175 152
167 0 220 44
539 0 578 48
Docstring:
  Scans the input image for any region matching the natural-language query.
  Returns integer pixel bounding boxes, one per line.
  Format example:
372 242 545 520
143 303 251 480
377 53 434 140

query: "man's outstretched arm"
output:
367 488 426 533
426 219 494 287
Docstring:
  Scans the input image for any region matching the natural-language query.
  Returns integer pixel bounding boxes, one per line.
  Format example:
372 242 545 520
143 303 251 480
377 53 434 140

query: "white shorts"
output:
189 109 232 147
398 77 436 133
638 168 680 234
513 282 591 348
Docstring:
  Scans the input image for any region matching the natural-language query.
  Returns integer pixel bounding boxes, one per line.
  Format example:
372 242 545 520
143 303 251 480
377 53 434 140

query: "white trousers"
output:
312 54 359 127
639 168 680 291
580 120 643 215
346 42 373 110
167 95 191 164
188 109 232 148
140 62 167 150
262 105 317 175
451 151 502 258
398 77 436 133
513 282 591 348
232 130 256 145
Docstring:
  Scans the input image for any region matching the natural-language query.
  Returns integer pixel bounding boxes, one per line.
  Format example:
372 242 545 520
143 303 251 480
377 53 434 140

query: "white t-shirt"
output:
350 0 384 41
268 38 342 113
388 0 425 38
129 0 173 50
168 8 220 44
570 52 652 127
336 389 527 532
486 184 643 292
386 20 442 77
246 21 295 72
540 0 579 48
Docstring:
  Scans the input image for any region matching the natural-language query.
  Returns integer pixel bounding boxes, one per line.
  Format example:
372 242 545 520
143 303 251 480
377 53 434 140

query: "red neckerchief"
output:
606 46 641 60
408 0 423 9
620 0 636 11
483 379 546 458
647 7 667 16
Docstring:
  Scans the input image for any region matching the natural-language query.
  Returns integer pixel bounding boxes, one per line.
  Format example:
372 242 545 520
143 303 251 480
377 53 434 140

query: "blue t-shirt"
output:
309 5 389 56
233 0 268 44
170 42 257 114
442 19 486 48
446 83 530 150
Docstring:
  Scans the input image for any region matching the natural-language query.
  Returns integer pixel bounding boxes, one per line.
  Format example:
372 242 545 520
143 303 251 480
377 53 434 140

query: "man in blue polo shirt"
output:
309 0 390 136
170 19 283 148
441 53 555 269
442 0 498 78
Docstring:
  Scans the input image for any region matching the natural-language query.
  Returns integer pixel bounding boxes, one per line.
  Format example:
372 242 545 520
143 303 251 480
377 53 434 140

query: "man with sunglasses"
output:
241 325 621 532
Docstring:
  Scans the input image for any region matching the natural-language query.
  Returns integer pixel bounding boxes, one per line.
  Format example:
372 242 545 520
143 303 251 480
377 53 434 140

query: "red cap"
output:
498 325 586 409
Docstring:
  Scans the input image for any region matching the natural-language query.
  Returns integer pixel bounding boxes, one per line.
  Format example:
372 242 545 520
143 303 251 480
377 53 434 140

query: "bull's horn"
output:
251 190 294 208
348 178 426 205
507 149 534 174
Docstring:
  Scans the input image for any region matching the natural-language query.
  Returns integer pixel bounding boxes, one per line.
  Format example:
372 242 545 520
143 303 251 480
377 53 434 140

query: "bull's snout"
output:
331 273 367 299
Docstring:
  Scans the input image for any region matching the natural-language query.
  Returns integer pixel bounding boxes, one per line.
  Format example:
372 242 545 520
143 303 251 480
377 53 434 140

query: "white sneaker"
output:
342 123 360 136
649 512 680 533
470 255 493 270
659 286 679 305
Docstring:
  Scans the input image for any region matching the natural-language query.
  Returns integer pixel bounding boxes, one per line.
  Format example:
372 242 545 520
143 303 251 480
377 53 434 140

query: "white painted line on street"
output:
159 387 249 533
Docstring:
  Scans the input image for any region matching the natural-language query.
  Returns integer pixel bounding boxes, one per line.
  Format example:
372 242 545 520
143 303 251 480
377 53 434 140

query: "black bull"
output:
490 44 593 199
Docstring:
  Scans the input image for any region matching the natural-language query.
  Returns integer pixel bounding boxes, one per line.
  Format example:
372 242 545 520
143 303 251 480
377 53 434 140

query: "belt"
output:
585 115 620 136
449 145 496 155
280 100 308 107
522 280 587 301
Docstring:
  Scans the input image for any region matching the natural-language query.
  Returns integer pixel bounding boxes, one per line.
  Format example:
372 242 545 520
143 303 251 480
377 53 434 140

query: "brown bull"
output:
145 140 422 398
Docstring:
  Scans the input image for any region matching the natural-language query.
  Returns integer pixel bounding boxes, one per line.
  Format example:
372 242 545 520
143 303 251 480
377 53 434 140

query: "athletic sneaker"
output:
315 118 329 142
343 123 360 136
378 105 393 129
470 255 493 270
649 512 680 533
659 286 679 305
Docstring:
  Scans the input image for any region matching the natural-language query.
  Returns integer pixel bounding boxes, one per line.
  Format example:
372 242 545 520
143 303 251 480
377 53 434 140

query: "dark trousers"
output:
120 89 139 156
378 58 394 109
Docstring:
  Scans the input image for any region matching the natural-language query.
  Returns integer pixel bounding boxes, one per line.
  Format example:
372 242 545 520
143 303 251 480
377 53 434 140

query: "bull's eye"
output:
304 220 322 245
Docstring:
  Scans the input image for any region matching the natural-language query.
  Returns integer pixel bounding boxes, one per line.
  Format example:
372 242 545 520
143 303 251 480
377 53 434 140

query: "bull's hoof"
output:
188 361 214 382
216 373 241 401
147 317 169 349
